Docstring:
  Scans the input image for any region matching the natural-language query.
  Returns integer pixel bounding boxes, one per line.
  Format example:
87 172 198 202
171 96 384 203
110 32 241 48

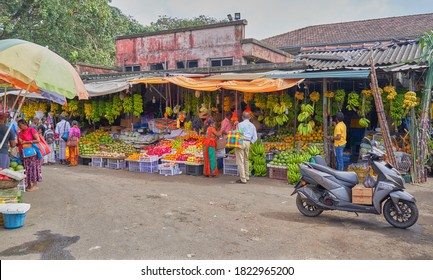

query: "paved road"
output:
1 165 432 260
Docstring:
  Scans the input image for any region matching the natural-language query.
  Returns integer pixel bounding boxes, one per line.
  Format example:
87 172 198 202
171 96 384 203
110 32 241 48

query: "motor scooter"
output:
291 137 419 228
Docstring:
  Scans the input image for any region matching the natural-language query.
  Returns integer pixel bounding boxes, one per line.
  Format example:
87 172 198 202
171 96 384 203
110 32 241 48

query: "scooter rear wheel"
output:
383 199 418 229
296 194 323 217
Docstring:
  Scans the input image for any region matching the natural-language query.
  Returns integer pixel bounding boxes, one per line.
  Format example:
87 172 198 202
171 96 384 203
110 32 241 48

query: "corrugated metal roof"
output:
201 73 266 80
296 41 423 70
266 70 371 79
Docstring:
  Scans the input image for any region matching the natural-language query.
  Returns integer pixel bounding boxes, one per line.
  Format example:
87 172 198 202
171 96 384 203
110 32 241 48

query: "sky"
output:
110 0 433 40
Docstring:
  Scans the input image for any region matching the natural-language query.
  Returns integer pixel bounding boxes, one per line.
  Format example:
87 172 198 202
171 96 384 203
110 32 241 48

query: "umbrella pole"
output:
0 84 31 150
9 89 23 114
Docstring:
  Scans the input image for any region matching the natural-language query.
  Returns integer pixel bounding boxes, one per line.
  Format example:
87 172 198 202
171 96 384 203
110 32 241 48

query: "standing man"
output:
0 113 17 169
235 112 258 184
327 112 347 171
55 115 70 165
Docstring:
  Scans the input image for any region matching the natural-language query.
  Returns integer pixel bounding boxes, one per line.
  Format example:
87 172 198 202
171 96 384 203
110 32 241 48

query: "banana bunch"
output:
324 91 334 98
310 91 320 102
266 94 279 110
253 165 267 177
264 116 278 127
346 91 360 111
133 94 143 117
308 145 320 156
273 103 288 114
184 121 192 132
297 123 313 136
199 104 208 113
123 96 133 113
50 103 60 113
166 107 173 116
403 91 418 109
223 96 231 112
295 91 304 100
173 105 181 114
84 103 92 121
309 120 315 129
243 92 254 103
334 89 346 111
359 117 370 128
275 114 289 125
384 86 397 100
287 163 301 184
254 94 266 109
297 104 314 122
361 89 372 96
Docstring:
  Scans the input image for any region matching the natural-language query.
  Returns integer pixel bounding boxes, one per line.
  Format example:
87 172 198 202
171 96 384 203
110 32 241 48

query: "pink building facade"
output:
116 20 290 72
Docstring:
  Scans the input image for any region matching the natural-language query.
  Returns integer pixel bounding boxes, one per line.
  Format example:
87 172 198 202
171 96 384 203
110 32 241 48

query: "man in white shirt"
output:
235 112 258 184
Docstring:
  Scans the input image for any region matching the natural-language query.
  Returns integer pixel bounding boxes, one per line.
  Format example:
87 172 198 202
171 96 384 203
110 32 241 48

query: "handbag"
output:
66 135 78 147
226 130 243 148
23 147 37 158
216 137 226 150
33 136 51 158
61 131 69 142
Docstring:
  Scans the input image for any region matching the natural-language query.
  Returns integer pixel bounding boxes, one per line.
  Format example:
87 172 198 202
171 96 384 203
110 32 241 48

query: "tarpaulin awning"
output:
130 76 304 93
220 78 304 93
0 89 66 105
85 76 141 97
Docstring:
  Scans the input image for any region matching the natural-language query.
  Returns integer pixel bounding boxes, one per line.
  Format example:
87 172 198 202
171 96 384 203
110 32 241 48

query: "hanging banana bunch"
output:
84 103 92 121
358 89 373 128
384 85 397 100
334 89 346 111
403 91 418 109
346 91 360 111
295 91 304 101
254 94 266 109
297 104 315 136
324 91 334 116
243 92 254 103
223 96 231 112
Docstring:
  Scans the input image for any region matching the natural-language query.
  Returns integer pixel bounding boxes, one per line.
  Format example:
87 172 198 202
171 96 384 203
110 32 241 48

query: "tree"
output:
147 15 226 31
416 30 433 183
0 0 145 66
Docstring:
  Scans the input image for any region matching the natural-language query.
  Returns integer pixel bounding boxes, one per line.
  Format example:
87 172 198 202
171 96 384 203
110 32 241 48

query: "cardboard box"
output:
352 186 373 205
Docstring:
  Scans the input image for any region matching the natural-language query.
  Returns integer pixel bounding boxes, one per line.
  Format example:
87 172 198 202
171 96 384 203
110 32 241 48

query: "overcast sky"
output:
110 0 433 39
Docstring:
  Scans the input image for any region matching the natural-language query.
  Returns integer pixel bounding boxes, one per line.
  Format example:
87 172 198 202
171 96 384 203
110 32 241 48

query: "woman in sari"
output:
203 119 221 177
17 119 42 191
66 120 81 166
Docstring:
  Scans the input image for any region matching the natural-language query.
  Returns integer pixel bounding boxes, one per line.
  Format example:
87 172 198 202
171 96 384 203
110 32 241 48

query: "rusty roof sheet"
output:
296 41 423 70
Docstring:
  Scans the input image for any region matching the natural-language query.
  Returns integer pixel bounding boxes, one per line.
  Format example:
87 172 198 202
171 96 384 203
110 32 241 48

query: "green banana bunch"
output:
346 91 360 111
297 123 313 136
359 118 370 128
308 146 320 156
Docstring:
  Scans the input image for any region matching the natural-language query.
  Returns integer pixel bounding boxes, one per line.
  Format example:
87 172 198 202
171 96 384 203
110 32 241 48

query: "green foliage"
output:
148 15 224 31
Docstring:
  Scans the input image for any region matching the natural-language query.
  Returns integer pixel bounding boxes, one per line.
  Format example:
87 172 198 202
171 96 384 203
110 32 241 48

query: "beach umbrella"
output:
0 38 89 149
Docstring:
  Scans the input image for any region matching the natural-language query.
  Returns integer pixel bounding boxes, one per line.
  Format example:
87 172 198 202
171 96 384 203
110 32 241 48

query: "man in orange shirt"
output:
327 112 347 171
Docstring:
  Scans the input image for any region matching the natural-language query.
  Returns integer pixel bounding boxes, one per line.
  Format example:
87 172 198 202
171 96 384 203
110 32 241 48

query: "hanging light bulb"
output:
152 96 156 104
216 94 220 105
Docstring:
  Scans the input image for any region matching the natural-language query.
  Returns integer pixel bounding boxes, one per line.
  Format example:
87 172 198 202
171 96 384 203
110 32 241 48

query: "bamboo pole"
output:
322 79 329 164
409 72 418 182
369 51 398 168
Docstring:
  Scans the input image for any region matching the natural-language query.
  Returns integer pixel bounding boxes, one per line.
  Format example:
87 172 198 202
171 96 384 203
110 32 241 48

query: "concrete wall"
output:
116 24 247 70
76 63 118 75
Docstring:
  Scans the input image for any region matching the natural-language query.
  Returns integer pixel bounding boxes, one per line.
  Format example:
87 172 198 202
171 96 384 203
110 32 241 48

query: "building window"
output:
176 60 198 69
150 62 168 70
125 65 141 72
187 60 198 68
210 57 233 67
176 61 185 69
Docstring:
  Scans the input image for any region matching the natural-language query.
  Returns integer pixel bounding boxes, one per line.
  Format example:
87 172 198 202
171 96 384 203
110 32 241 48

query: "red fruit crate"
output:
268 166 288 180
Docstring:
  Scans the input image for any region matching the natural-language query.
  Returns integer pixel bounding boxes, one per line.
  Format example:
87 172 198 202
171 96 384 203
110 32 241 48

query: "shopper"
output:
327 112 347 171
43 124 56 165
30 117 40 130
220 111 235 138
66 120 81 166
55 115 70 164
17 119 42 192
0 113 17 169
203 119 221 177
235 112 258 184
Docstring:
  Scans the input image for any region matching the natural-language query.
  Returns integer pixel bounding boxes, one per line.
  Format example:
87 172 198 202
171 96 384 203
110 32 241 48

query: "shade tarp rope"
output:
130 76 303 92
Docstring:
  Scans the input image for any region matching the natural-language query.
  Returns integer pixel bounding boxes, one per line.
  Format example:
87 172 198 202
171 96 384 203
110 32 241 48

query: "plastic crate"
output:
128 160 159 173
17 180 26 192
223 164 239 176
265 153 274 161
223 156 237 166
91 158 107 168
159 164 181 176
268 166 288 180
186 164 204 176
107 159 126 170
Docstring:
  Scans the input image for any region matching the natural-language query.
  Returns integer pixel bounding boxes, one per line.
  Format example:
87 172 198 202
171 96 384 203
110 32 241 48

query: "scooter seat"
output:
310 163 359 185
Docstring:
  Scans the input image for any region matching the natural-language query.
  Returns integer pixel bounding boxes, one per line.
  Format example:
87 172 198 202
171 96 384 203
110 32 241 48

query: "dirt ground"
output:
0 164 432 260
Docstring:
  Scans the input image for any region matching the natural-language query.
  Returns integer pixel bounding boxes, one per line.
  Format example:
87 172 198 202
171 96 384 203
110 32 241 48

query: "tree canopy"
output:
0 0 225 67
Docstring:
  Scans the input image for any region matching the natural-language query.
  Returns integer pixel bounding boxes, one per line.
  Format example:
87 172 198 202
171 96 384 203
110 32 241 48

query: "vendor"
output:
0 113 17 169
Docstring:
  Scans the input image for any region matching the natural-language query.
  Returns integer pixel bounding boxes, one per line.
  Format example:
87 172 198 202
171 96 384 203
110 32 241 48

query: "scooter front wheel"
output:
383 199 418 229
296 194 323 217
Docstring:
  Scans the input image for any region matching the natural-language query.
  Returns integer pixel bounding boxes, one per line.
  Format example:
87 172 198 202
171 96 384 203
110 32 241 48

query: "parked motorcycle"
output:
291 137 419 228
